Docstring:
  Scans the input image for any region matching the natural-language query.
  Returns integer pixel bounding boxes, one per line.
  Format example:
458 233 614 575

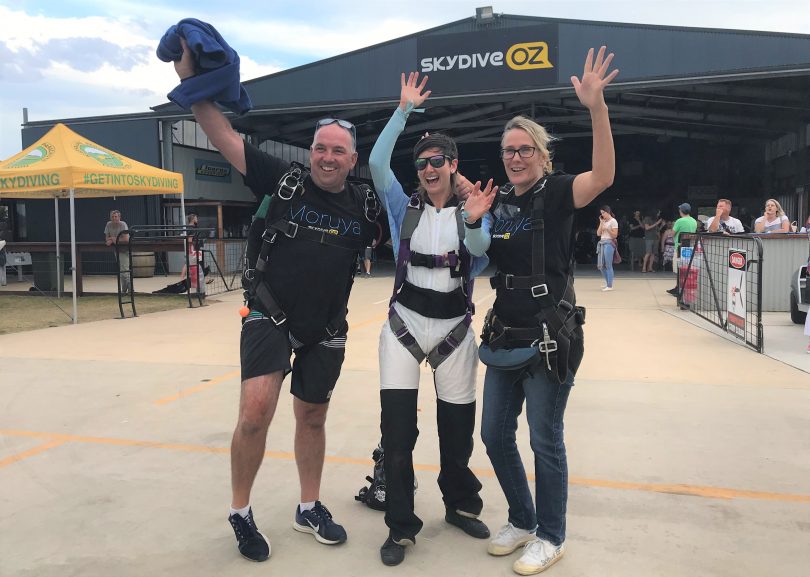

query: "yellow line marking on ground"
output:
2 429 809 504
0 439 66 469
153 369 241 406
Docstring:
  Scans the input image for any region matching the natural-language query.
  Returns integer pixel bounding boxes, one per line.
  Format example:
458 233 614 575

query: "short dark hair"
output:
412 132 458 198
413 132 458 163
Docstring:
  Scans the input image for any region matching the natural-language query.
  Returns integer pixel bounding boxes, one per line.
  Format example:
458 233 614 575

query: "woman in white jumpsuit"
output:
369 73 494 566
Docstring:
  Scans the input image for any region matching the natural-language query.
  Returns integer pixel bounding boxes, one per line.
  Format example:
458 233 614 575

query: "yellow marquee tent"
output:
0 123 183 198
0 123 185 322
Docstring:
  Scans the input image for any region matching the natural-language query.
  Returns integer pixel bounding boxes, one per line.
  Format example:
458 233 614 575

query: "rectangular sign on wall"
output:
416 25 559 94
194 159 232 183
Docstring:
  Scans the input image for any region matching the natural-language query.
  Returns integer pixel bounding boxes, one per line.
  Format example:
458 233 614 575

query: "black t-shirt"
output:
243 143 376 344
487 172 577 328
629 218 645 238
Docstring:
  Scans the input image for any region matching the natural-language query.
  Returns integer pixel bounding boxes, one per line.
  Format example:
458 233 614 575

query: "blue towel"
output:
157 18 253 115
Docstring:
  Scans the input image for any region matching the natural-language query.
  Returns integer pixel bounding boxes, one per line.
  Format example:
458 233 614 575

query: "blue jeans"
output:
481 364 573 546
597 240 614 287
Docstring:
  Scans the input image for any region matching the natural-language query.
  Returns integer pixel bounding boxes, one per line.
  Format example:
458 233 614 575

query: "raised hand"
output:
570 46 619 112
399 72 431 111
174 37 196 80
463 178 498 223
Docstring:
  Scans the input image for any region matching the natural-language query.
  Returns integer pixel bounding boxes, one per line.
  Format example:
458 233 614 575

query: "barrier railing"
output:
677 233 764 352
121 227 244 319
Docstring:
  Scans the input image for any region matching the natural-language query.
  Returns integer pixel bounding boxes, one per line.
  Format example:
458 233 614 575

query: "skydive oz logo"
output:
420 41 552 72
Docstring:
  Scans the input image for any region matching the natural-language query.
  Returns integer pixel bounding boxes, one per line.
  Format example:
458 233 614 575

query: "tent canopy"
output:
0 123 183 199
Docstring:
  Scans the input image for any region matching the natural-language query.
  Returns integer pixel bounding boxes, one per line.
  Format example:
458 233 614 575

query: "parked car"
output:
789 265 808 324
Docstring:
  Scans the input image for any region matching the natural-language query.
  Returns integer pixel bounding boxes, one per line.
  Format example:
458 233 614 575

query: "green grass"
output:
0 294 199 335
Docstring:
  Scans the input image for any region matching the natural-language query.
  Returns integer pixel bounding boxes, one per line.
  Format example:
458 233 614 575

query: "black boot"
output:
380 535 413 566
381 390 423 541
436 399 484 522
445 508 490 539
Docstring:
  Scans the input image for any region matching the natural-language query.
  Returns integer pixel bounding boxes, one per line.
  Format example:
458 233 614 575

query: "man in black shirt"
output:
173 41 375 562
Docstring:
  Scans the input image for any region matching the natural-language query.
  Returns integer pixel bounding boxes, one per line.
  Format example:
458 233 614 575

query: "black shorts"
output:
240 317 346 404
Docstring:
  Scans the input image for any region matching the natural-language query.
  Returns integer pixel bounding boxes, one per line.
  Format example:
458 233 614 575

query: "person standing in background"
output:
666 203 697 296
596 206 619 291
104 210 130 293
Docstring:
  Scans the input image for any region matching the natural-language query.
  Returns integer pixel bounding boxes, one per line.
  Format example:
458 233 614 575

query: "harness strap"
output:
389 308 472 370
250 269 346 338
426 314 472 369
489 272 549 298
267 219 366 251
388 309 426 364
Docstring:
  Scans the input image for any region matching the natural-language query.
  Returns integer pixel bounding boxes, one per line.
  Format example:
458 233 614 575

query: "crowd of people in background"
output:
575 196 804 274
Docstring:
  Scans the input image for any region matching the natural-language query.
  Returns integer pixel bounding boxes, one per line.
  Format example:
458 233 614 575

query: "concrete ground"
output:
1 268 808 577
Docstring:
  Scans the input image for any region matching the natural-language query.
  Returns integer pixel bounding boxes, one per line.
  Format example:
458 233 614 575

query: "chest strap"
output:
409 250 462 276
267 219 365 251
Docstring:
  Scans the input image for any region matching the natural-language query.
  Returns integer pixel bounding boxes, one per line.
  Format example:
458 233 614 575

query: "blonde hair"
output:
765 198 785 218
502 116 556 175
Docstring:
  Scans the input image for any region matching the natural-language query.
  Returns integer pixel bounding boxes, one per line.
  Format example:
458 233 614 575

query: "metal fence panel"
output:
678 233 764 352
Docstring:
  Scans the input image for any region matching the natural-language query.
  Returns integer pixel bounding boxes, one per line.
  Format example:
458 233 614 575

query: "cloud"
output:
1 37 151 82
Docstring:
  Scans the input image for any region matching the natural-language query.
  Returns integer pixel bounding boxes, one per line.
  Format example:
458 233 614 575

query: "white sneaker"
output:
513 538 565 575
600 283 606 288
601 286 614 292
488 523 536 556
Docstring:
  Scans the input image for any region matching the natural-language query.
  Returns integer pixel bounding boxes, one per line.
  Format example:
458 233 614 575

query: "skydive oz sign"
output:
417 25 558 93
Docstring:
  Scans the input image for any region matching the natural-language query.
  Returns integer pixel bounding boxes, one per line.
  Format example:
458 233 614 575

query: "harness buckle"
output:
283 221 299 238
261 229 278 244
277 173 303 201
531 283 549 298
269 311 287 326
504 274 515 289
532 323 557 371
363 188 381 223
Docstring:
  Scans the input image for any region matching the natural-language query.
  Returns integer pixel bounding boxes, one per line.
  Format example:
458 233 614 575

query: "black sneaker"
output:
380 535 413 566
293 501 347 545
666 287 679 296
228 508 270 562
445 508 490 539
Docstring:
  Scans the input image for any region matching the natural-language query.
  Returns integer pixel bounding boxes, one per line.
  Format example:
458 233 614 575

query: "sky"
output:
1 0 809 160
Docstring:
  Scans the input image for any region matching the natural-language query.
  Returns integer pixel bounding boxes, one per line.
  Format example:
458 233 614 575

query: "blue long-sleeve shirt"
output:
369 105 489 277
157 18 252 115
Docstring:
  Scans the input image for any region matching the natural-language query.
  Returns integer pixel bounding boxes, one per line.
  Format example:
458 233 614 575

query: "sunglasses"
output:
414 154 452 171
315 118 356 146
